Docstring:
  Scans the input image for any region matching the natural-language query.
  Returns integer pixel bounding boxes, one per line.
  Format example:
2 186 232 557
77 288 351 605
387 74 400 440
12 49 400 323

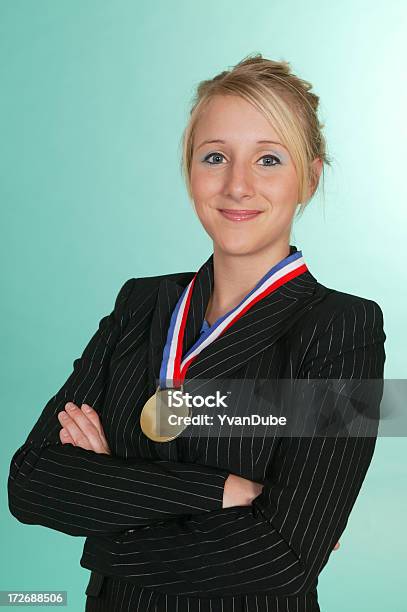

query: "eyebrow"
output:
196 139 287 150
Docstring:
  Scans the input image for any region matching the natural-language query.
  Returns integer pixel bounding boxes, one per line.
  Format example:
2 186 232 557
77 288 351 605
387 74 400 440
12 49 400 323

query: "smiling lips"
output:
219 209 263 222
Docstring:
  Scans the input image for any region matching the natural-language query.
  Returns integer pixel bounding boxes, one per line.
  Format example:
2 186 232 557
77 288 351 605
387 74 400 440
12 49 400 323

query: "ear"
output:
306 157 323 200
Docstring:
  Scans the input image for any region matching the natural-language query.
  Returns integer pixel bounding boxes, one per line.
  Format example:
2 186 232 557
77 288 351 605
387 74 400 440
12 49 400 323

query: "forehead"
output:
194 95 281 144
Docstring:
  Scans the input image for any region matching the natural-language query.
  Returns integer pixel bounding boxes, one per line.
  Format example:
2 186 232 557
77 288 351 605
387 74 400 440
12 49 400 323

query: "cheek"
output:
190 161 205 194
190 162 222 198
263 168 298 199
193 201 217 232
190 178 205 202
268 204 297 231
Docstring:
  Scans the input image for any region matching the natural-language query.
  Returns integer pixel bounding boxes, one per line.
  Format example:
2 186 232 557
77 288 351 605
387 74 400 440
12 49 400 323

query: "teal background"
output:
1 1 406 610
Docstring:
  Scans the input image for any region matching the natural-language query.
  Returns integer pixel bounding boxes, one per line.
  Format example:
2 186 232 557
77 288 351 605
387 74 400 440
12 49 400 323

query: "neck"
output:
205 240 292 325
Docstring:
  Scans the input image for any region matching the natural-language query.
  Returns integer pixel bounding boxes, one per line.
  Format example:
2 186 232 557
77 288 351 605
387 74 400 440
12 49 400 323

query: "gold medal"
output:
140 385 191 442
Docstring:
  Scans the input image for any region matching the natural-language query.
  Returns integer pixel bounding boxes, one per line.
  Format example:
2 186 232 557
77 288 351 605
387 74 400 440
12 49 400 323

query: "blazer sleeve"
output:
7 278 229 537
79 298 385 597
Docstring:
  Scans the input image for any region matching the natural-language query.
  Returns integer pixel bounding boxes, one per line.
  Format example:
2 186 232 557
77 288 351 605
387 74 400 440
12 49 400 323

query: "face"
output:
190 94 322 257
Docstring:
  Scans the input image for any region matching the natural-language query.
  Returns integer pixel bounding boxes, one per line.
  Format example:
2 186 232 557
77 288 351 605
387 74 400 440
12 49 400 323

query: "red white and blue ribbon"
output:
159 250 308 388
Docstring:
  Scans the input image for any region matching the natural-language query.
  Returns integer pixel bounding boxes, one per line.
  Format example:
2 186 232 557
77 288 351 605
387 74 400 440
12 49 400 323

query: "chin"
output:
214 238 262 256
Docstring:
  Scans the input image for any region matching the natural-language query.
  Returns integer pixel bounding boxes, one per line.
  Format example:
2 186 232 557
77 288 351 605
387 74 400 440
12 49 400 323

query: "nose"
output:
222 161 256 202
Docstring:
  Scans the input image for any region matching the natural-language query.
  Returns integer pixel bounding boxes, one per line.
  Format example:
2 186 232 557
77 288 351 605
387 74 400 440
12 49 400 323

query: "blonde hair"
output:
180 53 333 217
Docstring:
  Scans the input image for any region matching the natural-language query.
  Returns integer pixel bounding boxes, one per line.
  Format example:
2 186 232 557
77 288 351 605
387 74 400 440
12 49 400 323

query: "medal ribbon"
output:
159 250 308 389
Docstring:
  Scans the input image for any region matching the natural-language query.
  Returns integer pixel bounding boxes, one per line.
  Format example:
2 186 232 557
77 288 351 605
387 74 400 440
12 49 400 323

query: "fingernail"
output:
81 404 92 412
60 412 67 420
66 403 75 411
61 429 68 437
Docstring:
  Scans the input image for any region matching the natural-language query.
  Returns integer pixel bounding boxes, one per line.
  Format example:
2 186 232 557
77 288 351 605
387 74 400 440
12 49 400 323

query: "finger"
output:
63 403 108 454
334 541 340 550
80 405 110 453
80 404 106 439
58 410 93 450
59 428 75 446
58 411 110 454
57 409 97 451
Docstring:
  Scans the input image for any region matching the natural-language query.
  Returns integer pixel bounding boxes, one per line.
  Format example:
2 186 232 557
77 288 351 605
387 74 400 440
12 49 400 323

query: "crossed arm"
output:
77 299 384 598
7 279 232 535
8 278 384 597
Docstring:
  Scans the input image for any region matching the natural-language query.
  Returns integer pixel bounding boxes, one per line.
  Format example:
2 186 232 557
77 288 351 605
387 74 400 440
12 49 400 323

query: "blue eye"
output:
203 152 281 166
260 155 281 167
203 152 225 164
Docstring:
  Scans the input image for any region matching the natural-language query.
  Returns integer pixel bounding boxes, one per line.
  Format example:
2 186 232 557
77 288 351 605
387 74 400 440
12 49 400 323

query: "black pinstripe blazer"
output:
8 245 386 612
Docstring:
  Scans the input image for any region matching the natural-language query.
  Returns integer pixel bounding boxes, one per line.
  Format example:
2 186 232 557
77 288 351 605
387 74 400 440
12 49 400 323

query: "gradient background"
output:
1 1 406 610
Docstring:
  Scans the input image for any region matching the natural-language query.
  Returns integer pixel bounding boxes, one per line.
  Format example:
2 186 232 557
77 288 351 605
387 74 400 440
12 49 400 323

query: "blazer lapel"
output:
148 245 325 392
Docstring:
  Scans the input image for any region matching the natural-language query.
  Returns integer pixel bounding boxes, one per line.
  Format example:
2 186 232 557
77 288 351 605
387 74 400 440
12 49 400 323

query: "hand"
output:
222 476 341 551
57 402 111 455
222 473 264 508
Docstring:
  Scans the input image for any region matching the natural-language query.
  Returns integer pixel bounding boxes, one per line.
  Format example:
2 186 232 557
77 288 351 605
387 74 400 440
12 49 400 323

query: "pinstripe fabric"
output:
8 245 386 611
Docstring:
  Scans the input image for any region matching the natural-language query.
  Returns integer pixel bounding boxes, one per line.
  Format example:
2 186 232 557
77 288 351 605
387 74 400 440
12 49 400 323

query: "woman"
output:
8 55 385 611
